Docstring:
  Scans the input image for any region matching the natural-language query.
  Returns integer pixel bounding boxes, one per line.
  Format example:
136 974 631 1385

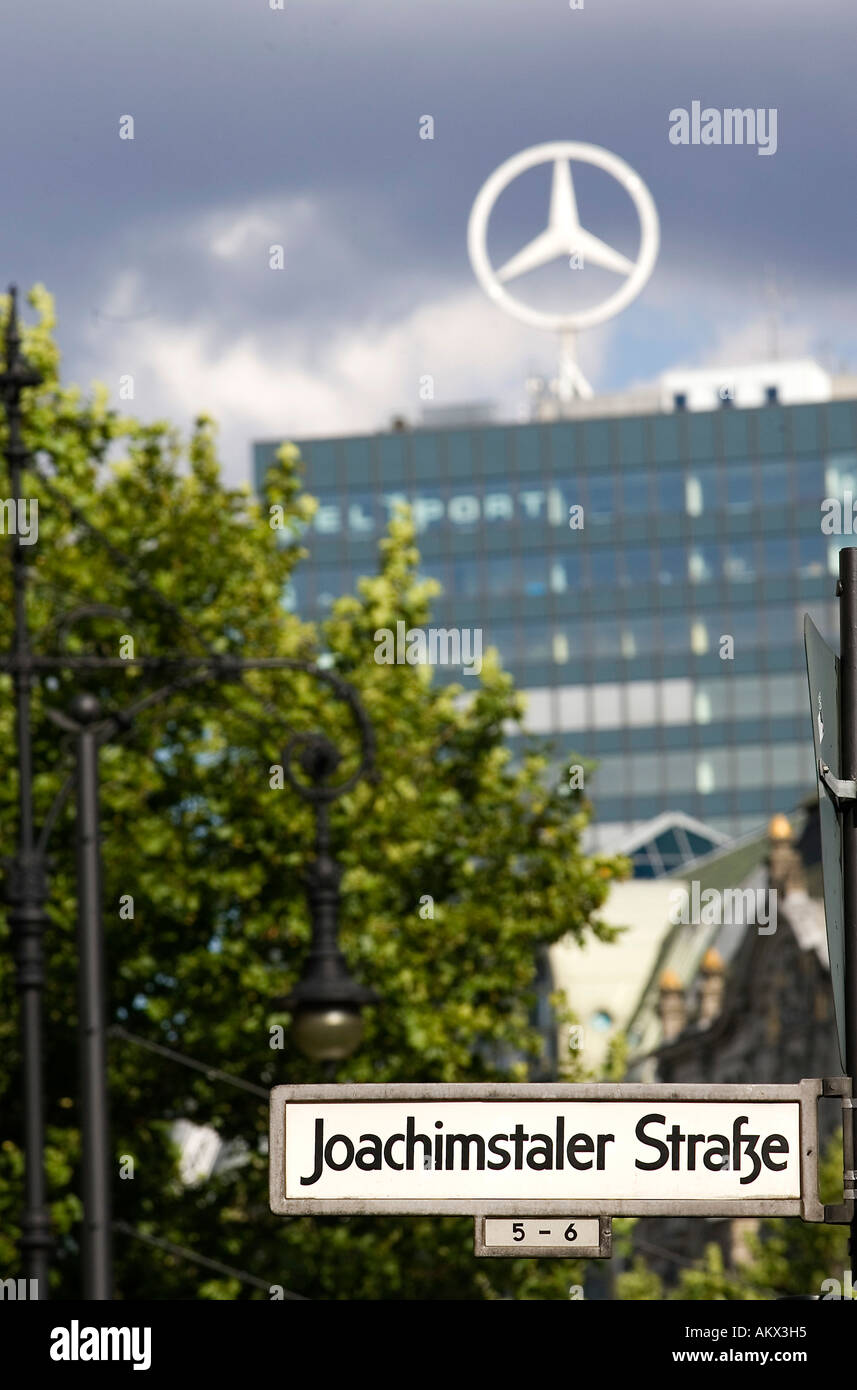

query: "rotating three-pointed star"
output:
467 141 660 335
495 159 635 284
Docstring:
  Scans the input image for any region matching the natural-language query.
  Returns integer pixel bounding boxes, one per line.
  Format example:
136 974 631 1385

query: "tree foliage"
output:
0 288 626 1300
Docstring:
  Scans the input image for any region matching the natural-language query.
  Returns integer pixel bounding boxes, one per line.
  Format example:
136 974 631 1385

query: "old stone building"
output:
626 811 843 1281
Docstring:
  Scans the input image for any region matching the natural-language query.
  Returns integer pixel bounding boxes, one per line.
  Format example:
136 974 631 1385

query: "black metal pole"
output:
72 694 112 1299
3 287 51 1295
838 547 857 1268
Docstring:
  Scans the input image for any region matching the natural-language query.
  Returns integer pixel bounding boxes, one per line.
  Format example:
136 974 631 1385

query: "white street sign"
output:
269 1082 830 1221
483 1218 599 1247
474 1216 608 1259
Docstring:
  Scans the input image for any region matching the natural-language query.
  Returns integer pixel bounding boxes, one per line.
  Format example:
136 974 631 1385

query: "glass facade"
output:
254 397 857 842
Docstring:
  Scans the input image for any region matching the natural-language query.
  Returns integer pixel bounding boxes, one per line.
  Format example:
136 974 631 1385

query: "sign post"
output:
837 549 857 1266
805 551 857 1267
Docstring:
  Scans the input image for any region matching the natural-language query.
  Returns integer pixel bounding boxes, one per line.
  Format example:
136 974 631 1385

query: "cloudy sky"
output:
2 0 855 483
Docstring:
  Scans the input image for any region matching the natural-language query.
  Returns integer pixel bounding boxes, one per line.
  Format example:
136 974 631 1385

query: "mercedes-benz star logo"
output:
467 141 659 334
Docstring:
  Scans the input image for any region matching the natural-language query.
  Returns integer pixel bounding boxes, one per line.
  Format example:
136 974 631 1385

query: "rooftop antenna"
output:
763 265 782 362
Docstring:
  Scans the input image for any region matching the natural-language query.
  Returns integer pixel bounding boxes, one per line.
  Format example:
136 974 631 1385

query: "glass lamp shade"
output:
292 1005 365 1061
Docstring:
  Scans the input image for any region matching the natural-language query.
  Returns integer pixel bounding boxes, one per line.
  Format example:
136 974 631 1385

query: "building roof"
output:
593 810 729 878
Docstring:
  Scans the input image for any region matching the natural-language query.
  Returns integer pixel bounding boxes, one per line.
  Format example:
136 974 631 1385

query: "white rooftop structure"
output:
528 358 847 422
659 358 832 413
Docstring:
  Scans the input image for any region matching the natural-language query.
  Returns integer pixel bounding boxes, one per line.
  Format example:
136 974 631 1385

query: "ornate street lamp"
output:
280 733 379 1062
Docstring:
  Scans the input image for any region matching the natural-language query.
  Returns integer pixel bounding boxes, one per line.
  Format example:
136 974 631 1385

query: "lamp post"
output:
1 287 52 1294
1 287 379 1297
280 733 379 1063
71 692 112 1301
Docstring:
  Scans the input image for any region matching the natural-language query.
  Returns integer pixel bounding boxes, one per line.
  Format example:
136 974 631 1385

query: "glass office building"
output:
254 394 857 844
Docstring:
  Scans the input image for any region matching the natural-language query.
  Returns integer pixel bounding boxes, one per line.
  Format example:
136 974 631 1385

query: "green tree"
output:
0 288 626 1300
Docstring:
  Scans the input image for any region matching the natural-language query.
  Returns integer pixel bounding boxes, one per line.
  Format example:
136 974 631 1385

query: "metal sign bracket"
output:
822 1077 855 1224
818 760 857 811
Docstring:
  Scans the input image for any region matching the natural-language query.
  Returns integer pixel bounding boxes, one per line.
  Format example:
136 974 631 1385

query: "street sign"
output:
805 614 847 1071
473 1215 610 1258
269 1082 830 1221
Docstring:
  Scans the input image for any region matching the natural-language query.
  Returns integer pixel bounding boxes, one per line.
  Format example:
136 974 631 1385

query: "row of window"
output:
589 742 814 797
503 603 824 664
517 671 811 734
297 453 856 537
293 599 833 669
259 398 857 490
297 532 832 609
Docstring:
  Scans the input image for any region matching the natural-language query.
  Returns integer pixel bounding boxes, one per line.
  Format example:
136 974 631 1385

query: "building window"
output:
696 760 715 793
723 539 757 582
621 472 651 512
662 614 690 653
553 552 584 591
694 689 712 724
592 684 622 729
623 546 655 586
655 471 685 513
825 452 857 497
485 554 516 596
761 534 793 575
586 475 615 522
522 552 548 596
626 681 658 726
798 532 825 578
522 622 552 662
657 545 687 586
592 616 622 657
795 457 824 503
765 673 805 717
685 475 703 516
690 619 709 654
724 463 754 513
453 557 480 598
590 548 617 588
688 544 718 584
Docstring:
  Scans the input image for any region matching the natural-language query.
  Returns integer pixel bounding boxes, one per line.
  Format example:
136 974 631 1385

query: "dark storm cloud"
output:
0 0 853 472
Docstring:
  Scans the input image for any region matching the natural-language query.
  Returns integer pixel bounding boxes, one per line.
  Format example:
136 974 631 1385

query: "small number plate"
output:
474 1215 611 1258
